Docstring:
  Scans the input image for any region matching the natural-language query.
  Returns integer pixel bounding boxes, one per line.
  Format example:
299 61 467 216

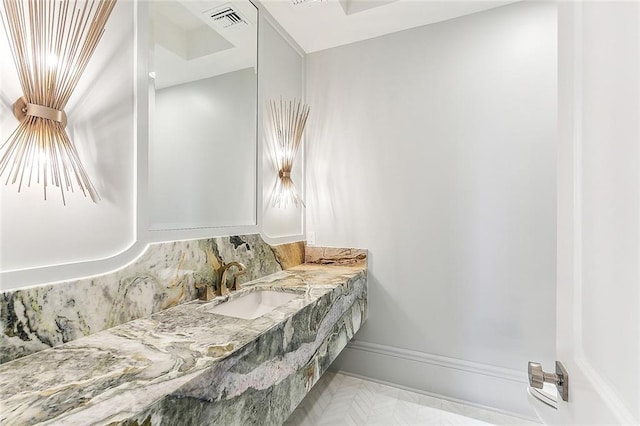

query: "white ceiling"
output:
260 0 518 53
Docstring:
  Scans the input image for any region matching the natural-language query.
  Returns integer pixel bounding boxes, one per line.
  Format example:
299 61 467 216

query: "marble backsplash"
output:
305 246 367 266
0 235 304 364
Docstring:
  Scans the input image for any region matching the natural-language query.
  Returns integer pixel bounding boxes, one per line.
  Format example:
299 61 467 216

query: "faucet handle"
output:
195 281 215 301
230 264 247 291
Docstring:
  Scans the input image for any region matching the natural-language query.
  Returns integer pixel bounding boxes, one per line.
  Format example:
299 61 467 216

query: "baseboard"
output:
331 340 538 421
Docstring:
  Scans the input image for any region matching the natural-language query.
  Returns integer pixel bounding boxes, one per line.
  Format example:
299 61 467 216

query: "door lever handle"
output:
528 361 569 402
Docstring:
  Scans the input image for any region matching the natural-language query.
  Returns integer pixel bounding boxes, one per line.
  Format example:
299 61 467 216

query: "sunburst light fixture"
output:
266 98 310 209
0 0 117 204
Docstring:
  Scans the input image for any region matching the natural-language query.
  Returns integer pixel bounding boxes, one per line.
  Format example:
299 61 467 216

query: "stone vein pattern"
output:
305 246 367 267
0 235 303 364
0 262 367 425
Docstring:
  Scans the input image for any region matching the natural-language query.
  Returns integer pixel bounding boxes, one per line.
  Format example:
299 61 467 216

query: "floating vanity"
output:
0 239 367 425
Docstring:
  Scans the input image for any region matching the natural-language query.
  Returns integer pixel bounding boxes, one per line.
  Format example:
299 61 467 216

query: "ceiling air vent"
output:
206 4 247 29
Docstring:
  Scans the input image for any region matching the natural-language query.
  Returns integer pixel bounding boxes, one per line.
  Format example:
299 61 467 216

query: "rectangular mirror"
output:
148 0 257 230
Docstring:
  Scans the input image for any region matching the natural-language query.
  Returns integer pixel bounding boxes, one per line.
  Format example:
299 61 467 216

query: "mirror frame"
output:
142 0 261 243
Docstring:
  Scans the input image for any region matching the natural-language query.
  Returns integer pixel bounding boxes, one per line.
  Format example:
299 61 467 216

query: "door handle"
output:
528 361 569 402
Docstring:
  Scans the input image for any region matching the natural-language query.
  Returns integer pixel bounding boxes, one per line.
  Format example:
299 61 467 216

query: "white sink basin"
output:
204 290 300 319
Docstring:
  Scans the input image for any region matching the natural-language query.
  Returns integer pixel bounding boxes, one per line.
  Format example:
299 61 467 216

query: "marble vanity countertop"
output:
0 263 366 425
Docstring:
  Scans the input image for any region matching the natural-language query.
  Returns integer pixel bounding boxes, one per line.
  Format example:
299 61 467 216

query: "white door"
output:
552 1 640 424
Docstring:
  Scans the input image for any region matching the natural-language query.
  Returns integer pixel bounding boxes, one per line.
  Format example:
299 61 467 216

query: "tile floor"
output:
285 372 541 426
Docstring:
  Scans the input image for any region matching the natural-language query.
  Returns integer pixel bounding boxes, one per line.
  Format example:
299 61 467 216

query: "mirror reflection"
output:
148 0 258 230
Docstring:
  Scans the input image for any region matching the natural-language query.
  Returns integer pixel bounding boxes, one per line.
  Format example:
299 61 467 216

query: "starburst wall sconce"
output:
0 0 117 204
266 98 310 209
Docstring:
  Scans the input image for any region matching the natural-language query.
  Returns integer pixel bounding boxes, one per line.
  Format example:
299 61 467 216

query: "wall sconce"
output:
266 98 310 208
0 0 117 204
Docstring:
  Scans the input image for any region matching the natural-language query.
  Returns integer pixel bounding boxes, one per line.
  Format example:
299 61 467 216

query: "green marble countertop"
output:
0 263 366 425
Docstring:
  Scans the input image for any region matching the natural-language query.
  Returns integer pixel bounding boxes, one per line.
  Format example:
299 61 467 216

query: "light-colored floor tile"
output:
394 402 443 425
441 411 493 425
440 401 537 426
285 373 540 426
361 380 402 399
480 412 542 426
397 389 443 410
323 372 348 395
441 400 489 422
351 395 376 420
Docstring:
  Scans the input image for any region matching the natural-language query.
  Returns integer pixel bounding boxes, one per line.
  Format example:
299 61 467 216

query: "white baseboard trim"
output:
348 340 528 383
332 340 539 421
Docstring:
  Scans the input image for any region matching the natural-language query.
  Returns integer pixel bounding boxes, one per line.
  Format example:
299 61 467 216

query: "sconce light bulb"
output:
46 53 59 70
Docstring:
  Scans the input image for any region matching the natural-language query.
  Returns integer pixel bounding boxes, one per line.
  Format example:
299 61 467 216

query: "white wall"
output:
305 2 556 417
0 2 135 274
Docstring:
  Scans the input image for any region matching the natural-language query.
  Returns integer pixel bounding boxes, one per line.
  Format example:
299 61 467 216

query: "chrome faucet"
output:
217 261 247 296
